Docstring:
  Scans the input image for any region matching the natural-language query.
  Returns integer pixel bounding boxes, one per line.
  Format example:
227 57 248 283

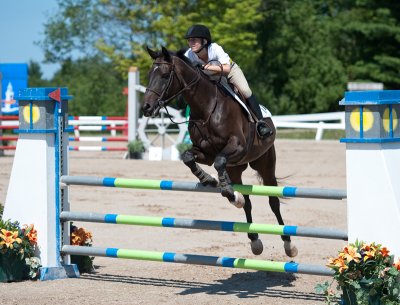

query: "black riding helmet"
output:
185 25 212 45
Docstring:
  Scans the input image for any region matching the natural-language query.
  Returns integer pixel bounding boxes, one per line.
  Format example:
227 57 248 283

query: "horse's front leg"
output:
214 154 245 208
181 150 218 186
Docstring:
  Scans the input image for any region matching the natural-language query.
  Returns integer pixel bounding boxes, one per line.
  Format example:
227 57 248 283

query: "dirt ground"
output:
0 139 347 305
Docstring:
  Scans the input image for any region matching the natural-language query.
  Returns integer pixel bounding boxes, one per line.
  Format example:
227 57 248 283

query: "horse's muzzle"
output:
142 102 161 118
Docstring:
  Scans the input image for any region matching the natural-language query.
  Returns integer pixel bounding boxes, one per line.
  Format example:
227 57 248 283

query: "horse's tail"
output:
255 172 292 187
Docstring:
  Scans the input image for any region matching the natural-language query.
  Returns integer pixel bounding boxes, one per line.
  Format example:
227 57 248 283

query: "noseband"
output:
145 59 201 111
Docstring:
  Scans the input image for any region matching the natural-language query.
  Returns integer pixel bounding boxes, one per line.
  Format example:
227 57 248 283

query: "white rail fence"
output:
272 112 345 141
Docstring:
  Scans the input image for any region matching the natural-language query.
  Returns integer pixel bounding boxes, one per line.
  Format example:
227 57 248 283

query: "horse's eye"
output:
161 73 170 79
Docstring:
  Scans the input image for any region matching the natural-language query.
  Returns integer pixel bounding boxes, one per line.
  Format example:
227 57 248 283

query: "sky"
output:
0 0 59 79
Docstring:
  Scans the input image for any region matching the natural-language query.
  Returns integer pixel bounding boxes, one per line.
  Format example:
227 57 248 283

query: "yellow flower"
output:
342 245 362 263
0 229 22 249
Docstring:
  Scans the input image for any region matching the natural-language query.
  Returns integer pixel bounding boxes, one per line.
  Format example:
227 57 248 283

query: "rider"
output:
184 24 273 138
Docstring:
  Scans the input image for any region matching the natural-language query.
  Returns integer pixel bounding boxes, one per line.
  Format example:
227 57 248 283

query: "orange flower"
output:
328 257 348 273
393 260 400 271
23 224 38 245
342 245 361 263
0 229 22 249
71 227 92 246
379 247 390 257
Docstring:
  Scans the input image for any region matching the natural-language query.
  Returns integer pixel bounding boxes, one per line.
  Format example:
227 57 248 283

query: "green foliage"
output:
0 203 3 220
254 0 346 114
49 57 126 116
176 142 192 154
37 0 400 116
28 61 52 87
127 139 145 153
325 0 400 88
40 0 262 84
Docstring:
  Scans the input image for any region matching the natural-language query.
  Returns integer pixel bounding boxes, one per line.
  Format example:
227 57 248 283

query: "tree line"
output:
30 0 400 116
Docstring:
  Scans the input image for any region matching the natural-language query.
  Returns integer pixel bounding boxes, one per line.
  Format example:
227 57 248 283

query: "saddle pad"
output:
221 82 272 119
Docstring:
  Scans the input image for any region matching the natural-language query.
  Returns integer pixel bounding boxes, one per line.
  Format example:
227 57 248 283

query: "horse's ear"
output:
146 45 158 59
161 46 171 61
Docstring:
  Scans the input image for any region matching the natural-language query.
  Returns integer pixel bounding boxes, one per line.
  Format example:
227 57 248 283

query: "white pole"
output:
128 67 139 142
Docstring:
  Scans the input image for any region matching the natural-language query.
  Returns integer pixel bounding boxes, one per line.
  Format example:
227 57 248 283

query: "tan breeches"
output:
227 63 252 99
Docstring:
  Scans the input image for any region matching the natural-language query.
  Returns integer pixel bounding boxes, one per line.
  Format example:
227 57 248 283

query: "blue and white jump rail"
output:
3 87 400 281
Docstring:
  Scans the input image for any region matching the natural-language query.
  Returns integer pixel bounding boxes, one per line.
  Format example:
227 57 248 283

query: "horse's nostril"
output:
142 103 150 111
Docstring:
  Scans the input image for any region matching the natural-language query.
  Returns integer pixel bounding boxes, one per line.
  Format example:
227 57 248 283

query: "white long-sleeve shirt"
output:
184 43 231 66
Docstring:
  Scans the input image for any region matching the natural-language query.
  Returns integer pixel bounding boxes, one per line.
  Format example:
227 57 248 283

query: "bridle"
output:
145 58 201 117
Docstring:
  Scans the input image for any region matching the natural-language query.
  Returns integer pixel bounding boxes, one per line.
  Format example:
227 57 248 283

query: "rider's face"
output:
187 37 204 52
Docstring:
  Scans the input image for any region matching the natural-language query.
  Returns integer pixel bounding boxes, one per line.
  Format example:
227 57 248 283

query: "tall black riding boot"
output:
247 95 273 138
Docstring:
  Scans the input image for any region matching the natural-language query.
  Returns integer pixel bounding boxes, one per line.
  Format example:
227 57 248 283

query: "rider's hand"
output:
195 63 204 70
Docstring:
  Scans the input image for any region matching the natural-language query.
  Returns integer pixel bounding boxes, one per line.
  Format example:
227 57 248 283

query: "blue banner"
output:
1 63 28 115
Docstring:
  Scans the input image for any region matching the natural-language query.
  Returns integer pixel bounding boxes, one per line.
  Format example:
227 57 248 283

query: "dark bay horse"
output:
142 46 297 257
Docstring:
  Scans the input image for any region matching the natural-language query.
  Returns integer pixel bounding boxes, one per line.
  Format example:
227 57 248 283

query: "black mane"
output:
176 48 192 65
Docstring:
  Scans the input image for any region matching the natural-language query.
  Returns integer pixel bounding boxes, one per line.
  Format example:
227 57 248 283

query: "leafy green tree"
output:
50 57 126 116
255 0 346 114
326 0 400 89
39 0 400 116
40 0 262 82
28 61 51 87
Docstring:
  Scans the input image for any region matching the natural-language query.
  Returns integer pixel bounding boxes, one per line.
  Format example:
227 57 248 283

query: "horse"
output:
142 46 297 257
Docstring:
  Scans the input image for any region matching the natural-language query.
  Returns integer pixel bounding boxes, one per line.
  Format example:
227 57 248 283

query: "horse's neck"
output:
175 60 216 120
182 78 216 120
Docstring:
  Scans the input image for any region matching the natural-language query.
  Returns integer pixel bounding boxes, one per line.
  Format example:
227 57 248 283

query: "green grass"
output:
277 128 345 140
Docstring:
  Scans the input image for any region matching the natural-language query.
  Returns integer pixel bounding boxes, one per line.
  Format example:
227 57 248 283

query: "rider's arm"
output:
203 63 231 75
202 43 232 75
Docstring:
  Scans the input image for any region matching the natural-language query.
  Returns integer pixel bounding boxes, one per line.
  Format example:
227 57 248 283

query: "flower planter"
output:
128 152 143 159
71 255 94 274
0 254 28 282
341 287 357 305
341 287 383 305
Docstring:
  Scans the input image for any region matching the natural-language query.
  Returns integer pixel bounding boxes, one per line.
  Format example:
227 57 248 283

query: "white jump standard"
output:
3 88 79 280
340 90 400 258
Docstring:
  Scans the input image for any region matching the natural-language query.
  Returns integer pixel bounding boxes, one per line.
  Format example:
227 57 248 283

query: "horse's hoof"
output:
251 239 263 255
230 191 245 208
208 175 218 187
284 241 298 257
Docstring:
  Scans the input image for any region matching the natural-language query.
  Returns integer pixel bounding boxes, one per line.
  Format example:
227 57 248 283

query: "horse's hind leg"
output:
249 146 298 258
226 166 263 255
181 150 218 186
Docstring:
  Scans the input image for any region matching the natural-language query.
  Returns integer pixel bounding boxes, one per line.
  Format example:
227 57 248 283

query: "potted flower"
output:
316 241 400 305
70 224 95 273
127 139 145 159
0 219 41 282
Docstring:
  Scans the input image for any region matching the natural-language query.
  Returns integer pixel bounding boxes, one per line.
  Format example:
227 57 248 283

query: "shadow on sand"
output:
81 270 325 301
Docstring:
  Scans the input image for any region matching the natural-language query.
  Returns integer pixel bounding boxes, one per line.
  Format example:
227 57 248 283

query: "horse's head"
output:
142 46 182 118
